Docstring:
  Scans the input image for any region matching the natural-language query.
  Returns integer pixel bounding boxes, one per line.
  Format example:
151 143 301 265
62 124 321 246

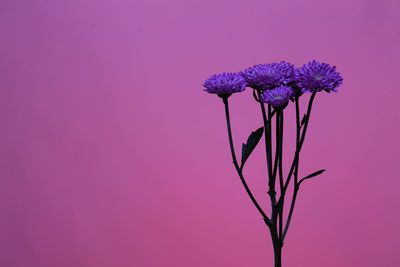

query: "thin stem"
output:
278 111 284 242
267 105 274 183
282 92 317 241
281 97 302 241
272 111 282 241
257 93 276 207
282 184 298 240
283 93 316 192
267 104 277 206
278 111 284 197
269 226 282 267
222 97 270 223
294 96 301 185
272 147 279 181
299 92 316 147
260 102 271 180
282 98 301 240
272 111 279 189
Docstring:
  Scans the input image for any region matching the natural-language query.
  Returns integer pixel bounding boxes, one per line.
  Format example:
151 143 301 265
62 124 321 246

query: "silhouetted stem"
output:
268 105 274 189
282 184 298 240
294 96 301 184
269 226 282 267
278 111 284 242
299 92 316 147
257 92 277 209
222 97 270 223
283 93 316 192
282 93 316 241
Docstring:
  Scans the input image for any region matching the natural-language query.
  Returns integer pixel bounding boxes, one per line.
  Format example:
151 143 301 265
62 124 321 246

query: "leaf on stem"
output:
298 169 326 186
240 126 264 169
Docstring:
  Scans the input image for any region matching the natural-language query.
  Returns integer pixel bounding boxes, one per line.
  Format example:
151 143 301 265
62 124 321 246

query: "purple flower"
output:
296 60 343 93
259 85 293 107
240 61 296 90
203 72 246 97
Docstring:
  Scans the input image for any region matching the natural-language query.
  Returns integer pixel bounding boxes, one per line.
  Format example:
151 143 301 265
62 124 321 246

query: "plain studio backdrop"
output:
1 0 400 266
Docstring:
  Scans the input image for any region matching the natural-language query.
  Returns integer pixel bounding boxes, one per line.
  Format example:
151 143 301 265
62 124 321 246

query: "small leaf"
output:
303 169 326 179
300 114 307 127
298 169 326 186
240 127 264 169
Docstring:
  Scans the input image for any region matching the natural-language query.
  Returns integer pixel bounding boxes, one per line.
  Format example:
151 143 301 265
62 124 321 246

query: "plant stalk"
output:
222 97 270 223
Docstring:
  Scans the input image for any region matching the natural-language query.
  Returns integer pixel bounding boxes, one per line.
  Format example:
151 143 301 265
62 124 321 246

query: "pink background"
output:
1 0 400 266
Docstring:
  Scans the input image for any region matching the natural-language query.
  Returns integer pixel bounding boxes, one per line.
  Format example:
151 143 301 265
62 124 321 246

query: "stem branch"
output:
223 97 270 224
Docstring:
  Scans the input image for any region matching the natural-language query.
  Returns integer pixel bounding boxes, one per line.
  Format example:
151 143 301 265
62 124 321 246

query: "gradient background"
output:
1 0 400 266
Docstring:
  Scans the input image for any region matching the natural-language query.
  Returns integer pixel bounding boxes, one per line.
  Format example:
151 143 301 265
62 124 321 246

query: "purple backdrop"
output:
1 0 400 266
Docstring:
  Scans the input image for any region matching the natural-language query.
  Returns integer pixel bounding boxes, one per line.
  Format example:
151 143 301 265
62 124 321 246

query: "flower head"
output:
259 85 293 107
203 72 246 97
296 60 343 93
240 61 295 90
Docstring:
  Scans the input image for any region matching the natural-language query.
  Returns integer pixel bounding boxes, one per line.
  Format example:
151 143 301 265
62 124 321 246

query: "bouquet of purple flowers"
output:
203 60 343 267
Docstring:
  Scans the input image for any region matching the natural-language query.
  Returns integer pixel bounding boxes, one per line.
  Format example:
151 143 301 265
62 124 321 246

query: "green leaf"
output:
298 169 326 186
240 126 264 169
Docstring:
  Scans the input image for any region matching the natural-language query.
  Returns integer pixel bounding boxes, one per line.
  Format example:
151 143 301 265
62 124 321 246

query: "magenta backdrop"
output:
1 0 400 266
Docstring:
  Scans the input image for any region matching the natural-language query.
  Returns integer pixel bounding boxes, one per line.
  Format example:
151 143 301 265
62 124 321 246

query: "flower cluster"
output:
202 60 343 267
203 60 343 107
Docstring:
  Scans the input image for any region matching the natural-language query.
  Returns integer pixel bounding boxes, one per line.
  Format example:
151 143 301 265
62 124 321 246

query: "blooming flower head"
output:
240 61 295 90
296 60 343 93
203 72 246 97
259 85 293 107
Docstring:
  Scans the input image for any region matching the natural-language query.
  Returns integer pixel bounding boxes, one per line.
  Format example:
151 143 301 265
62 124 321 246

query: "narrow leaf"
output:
303 169 326 179
240 126 264 169
298 169 326 186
